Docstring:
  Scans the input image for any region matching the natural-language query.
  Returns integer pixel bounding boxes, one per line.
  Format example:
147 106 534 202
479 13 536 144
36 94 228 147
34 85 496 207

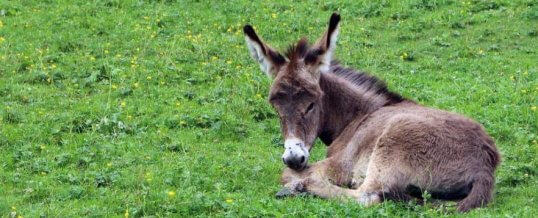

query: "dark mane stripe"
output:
329 61 405 105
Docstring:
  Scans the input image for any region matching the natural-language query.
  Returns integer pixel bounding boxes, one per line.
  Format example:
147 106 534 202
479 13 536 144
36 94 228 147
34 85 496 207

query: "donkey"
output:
243 13 500 212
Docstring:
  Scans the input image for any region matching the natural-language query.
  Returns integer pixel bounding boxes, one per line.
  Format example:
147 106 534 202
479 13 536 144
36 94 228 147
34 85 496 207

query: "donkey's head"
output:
243 13 341 170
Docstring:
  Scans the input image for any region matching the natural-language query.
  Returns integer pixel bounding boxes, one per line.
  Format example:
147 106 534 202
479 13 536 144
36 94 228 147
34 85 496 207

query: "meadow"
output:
0 0 536 217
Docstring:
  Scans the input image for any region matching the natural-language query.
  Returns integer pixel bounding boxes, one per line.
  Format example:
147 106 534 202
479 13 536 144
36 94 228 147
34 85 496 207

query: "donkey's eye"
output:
305 103 315 114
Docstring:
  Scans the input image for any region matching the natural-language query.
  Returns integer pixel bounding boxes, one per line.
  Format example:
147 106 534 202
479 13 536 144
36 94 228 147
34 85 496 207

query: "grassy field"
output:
0 0 536 217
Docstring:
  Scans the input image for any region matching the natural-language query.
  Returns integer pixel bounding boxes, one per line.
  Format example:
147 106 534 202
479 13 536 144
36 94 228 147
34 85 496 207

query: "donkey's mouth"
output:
284 156 308 171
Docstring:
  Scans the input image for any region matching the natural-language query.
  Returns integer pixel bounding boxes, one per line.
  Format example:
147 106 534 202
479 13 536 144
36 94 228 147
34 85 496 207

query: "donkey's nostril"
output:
295 143 301 146
300 156 305 163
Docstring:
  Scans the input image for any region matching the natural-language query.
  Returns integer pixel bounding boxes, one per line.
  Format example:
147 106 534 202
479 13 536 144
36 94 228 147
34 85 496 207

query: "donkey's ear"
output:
305 13 340 74
243 25 286 77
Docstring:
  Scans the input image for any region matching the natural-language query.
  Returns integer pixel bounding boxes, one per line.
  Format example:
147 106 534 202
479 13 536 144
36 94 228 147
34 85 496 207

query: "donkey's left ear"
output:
306 13 340 74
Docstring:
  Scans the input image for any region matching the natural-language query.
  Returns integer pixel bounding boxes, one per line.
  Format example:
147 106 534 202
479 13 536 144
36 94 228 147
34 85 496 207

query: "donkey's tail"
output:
457 171 495 212
457 140 500 213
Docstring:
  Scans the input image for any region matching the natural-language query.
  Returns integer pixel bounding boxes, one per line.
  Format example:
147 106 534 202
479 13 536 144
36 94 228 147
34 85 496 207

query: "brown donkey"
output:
243 13 500 212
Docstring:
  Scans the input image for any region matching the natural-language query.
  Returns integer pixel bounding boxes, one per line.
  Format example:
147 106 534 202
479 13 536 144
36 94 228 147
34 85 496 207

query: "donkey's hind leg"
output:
354 150 414 206
356 177 418 205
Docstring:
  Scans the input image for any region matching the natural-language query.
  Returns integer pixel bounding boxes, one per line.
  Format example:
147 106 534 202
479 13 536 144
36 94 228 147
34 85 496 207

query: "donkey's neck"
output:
317 71 390 145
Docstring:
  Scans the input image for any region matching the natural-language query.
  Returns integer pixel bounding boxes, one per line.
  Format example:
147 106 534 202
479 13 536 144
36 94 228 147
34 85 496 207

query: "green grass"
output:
0 0 536 217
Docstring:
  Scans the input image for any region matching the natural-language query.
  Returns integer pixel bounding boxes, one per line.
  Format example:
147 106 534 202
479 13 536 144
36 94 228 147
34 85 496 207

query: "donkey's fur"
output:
244 13 500 212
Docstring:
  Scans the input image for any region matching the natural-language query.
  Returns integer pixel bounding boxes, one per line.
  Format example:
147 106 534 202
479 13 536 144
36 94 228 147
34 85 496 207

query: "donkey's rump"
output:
368 108 498 203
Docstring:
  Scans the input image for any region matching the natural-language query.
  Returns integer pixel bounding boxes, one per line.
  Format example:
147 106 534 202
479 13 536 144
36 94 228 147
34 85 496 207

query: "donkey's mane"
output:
329 61 405 105
283 41 405 105
284 38 309 69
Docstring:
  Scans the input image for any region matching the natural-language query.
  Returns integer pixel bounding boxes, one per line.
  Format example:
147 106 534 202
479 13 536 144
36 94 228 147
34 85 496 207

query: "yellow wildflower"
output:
120 101 126 107
226 198 233 203
147 76 152 80
134 82 139 88
272 13 277 19
531 106 536 111
0 20 3 28
124 209 129 218
0 37 5 43
168 191 176 197
107 163 112 167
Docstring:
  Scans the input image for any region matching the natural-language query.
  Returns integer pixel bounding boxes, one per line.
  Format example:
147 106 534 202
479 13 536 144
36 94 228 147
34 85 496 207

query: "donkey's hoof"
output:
276 180 307 198
357 192 381 207
276 187 295 198
276 186 308 198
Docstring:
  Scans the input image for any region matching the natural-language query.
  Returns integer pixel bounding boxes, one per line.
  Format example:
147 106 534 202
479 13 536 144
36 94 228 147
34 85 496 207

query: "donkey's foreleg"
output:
300 173 360 200
279 159 360 200
280 171 360 200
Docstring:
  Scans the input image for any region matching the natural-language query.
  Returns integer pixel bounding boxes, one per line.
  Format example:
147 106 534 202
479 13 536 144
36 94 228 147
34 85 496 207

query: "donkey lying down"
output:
243 13 500 212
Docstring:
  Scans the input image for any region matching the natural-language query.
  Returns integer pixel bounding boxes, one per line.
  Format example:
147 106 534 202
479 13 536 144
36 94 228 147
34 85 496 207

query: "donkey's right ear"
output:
243 25 286 77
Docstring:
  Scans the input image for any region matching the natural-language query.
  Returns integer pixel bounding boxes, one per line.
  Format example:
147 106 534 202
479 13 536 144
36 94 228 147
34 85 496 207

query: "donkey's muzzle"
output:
283 154 307 170
282 137 309 171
